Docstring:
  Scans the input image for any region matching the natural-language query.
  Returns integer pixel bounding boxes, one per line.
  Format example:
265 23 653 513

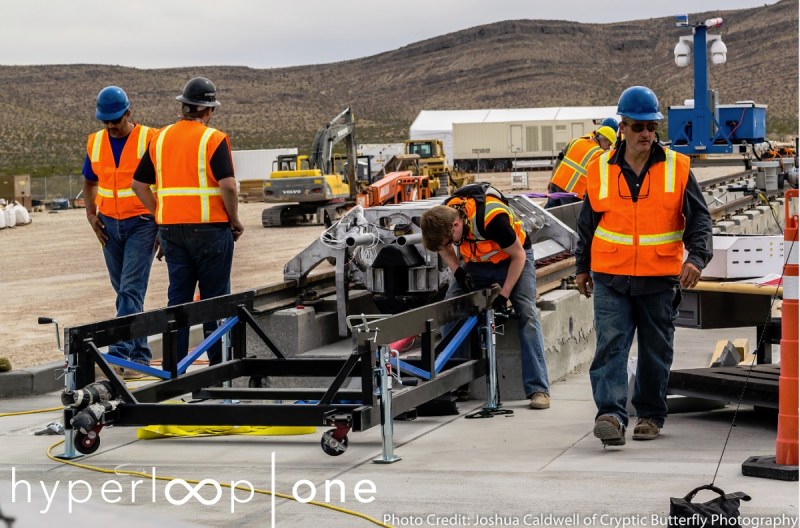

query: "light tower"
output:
669 15 734 154
668 15 768 156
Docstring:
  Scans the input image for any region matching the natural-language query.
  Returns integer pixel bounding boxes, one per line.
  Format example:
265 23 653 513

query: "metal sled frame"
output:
61 289 493 457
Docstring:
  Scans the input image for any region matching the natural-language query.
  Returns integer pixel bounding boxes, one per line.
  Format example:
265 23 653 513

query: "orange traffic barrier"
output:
776 189 799 466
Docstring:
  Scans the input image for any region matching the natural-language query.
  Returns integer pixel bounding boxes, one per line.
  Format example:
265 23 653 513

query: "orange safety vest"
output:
86 124 156 219
586 146 691 276
549 136 604 199
445 195 526 264
150 120 230 225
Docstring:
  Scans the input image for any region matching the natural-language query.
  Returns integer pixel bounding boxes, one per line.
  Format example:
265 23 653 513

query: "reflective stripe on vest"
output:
154 125 173 224
664 148 677 193
197 128 216 223
598 151 611 200
90 130 105 163
594 226 633 245
639 230 683 245
561 145 602 192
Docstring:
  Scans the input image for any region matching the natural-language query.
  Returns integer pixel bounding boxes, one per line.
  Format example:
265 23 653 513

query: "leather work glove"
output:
453 267 475 293
492 294 509 315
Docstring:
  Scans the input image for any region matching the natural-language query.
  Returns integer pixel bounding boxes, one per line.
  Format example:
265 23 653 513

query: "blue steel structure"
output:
667 16 767 155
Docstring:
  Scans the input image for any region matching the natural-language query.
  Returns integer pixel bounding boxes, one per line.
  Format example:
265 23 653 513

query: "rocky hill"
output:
0 0 796 176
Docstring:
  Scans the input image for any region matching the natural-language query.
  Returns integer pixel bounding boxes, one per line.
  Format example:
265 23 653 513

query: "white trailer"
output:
232 148 298 181
411 107 618 172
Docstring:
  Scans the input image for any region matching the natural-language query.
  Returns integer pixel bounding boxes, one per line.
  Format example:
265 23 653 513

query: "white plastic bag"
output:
4 206 16 228
13 203 31 225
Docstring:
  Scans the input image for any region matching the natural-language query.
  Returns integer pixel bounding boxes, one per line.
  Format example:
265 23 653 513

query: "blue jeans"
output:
98 213 157 364
589 277 680 428
446 249 550 397
158 224 233 365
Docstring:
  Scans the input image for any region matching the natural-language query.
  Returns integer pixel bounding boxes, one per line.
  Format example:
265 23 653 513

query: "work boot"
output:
632 417 660 441
529 392 550 409
122 367 146 380
453 384 471 402
95 364 125 380
593 415 626 446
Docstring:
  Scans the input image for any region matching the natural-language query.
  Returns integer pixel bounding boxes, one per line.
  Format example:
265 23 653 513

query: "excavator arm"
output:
309 107 358 200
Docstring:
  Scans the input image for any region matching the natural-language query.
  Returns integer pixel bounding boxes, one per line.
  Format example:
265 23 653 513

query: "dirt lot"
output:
2 166 735 370
1 172 549 370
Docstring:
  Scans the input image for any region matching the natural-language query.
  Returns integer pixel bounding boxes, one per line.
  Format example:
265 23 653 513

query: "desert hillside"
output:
0 0 796 176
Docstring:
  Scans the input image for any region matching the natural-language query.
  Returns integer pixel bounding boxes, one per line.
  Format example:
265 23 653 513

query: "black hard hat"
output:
176 77 221 107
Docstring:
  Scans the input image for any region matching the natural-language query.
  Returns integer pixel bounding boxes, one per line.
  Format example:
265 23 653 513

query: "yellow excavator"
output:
262 108 360 227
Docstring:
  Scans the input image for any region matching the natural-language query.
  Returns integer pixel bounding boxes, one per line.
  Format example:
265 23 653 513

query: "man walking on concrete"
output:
576 86 712 446
132 77 243 365
83 86 158 378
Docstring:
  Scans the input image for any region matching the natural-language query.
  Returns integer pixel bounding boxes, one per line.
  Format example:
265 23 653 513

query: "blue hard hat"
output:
95 86 130 121
617 86 663 121
600 117 619 132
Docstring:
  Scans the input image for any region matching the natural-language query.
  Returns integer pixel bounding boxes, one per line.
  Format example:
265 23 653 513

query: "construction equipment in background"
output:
376 139 474 196
355 170 437 209
262 108 360 227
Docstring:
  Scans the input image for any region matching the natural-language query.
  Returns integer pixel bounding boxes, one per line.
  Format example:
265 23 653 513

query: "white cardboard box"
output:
701 235 784 279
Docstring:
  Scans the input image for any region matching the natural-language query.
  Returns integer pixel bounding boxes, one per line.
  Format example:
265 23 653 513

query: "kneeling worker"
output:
421 184 550 409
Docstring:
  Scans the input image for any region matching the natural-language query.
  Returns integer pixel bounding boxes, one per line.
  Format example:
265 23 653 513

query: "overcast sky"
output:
1 0 780 69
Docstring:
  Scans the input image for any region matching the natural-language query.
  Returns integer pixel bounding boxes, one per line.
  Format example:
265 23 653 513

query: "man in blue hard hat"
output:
82 86 158 379
600 117 619 135
575 86 713 447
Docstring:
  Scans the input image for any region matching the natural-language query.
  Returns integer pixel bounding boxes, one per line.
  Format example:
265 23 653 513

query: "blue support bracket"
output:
177 316 239 375
387 315 479 381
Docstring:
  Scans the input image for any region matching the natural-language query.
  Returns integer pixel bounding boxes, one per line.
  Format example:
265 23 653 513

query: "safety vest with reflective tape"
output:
585 146 691 276
150 120 230 225
549 135 604 199
87 124 156 219
444 195 525 264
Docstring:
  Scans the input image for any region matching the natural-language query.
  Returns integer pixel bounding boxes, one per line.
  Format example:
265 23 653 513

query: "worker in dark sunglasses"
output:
574 86 713 447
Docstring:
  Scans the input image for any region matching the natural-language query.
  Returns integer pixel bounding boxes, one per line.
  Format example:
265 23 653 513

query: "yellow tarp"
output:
137 424 316 439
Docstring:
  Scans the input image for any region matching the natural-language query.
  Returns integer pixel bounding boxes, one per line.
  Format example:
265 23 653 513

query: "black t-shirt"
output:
482 212 531 249
133 141 234 185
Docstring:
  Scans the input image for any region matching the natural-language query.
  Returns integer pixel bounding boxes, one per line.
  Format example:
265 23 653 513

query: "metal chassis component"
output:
61 288 493 457
284 196 577 336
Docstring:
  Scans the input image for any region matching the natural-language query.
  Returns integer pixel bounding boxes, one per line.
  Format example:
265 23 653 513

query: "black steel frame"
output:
63 288 492 444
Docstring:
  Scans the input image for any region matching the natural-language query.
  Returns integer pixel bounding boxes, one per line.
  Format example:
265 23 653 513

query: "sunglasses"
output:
625 122 658 133
102 116 124 125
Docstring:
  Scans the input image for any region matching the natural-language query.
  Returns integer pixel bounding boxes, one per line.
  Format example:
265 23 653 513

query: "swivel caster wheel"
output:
320 429 348 456
74 429 101 455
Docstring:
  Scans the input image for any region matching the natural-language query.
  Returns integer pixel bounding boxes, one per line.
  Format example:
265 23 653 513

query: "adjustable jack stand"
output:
466 309 514 420
373 346 402 463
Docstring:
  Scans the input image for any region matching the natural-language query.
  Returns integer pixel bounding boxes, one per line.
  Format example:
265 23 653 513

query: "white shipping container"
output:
232 148 298 181
410 106 618 172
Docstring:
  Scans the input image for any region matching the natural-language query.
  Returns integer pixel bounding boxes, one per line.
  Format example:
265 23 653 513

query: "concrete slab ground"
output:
0 326 797 528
